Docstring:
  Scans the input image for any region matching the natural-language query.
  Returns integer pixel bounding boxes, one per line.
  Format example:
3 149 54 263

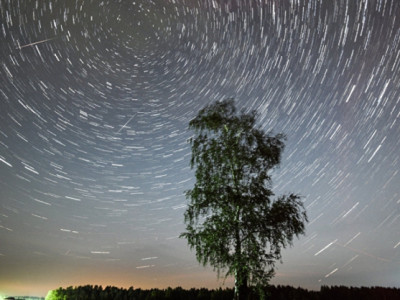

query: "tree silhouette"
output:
44 285 400 300
180 99 308 300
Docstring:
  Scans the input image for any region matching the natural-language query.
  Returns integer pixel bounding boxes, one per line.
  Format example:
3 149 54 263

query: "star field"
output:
1 0 400 297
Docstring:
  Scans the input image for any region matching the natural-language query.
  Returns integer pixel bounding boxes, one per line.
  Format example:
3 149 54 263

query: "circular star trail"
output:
1 0 400 296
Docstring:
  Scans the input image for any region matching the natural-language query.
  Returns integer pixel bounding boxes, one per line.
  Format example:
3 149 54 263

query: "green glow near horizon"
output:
45 290 56 300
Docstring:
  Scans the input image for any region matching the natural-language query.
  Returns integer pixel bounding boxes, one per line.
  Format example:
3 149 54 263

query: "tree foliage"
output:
180 99 308 299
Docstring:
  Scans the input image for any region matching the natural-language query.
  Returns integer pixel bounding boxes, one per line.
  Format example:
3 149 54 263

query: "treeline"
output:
45 284 400 300
45 286 232 300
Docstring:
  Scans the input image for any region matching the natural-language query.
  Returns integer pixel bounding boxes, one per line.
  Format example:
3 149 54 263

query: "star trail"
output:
1 0 400 297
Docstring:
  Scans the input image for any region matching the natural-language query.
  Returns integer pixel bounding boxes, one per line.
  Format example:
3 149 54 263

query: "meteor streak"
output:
17 37 56 49
117 114 135 133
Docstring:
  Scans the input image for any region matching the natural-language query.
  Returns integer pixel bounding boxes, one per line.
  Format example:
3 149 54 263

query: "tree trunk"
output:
234 267 248 300
233 206 248 300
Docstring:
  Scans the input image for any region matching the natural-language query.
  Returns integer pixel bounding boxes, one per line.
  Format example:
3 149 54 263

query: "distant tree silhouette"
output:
180 99 308 300
44 285 400 300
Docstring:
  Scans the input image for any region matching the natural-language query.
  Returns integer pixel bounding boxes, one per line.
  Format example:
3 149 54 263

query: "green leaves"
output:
181 99 308 296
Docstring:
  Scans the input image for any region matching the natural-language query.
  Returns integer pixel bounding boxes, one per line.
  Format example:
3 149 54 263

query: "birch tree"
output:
181 99 308 300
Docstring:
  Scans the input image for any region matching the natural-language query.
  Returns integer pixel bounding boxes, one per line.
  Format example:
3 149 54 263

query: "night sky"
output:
1 0 400 297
